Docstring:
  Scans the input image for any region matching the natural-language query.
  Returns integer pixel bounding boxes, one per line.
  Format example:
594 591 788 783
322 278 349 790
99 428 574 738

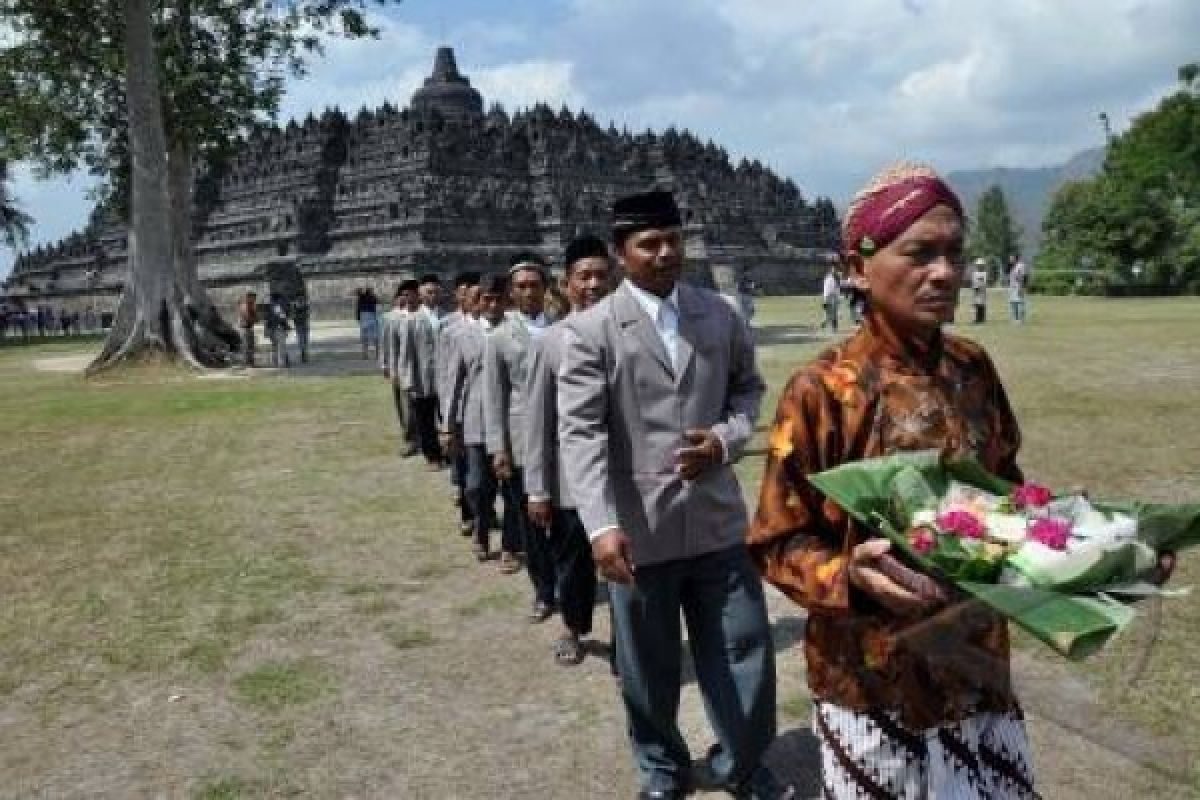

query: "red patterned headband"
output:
843 176 964 257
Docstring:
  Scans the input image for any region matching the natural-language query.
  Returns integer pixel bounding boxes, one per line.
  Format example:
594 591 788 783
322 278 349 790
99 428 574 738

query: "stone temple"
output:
2 46 840 317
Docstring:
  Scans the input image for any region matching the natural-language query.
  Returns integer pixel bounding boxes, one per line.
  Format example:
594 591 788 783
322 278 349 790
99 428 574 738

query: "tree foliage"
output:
967 185 1021 276
1038 62 1200 294
1 0 395 213
0 0 399 369
0 159 33 250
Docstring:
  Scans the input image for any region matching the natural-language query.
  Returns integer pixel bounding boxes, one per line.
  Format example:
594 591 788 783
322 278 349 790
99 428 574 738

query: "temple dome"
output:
410 46 483 121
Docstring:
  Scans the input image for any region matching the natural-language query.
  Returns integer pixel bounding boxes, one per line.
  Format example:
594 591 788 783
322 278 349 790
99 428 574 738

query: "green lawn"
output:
0 294 1197 798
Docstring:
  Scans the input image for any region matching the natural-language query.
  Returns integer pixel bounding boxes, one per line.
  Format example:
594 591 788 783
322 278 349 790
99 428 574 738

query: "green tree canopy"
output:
1037 61 1200 294
968 185 1021 276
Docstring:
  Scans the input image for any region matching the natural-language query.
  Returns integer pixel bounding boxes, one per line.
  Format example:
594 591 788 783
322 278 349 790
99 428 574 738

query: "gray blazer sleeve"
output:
443 339 466 430
711 309 765 461
436 326 456 419
378 313 392 373
482 331 510 457
522 335 554 502
557 324 617 536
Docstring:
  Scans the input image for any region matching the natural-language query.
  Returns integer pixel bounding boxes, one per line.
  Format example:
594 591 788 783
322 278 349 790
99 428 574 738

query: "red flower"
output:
1012 482 1053 509
907 527 937 555
1029 517 1072 551
936 510 985 539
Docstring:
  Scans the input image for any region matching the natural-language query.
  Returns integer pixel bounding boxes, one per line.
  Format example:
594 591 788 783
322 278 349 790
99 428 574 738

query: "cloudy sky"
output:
3 0 1197 277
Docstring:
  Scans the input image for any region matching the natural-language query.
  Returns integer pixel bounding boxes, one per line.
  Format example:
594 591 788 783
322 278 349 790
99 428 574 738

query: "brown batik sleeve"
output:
747 371 853 613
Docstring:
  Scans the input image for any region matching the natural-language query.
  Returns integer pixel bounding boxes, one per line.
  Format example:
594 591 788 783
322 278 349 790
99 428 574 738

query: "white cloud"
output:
472 61 583 111
5 0 1197 278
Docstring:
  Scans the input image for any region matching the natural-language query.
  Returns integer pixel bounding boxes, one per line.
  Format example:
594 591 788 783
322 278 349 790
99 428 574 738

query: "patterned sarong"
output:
814 701 1039 799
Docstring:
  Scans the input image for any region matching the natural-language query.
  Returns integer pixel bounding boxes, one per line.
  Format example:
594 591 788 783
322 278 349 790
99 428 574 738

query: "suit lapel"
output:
614 282 673 378
674 284 705 387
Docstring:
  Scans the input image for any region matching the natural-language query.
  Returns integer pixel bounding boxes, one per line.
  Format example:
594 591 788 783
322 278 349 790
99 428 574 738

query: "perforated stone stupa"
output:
4 46 840 316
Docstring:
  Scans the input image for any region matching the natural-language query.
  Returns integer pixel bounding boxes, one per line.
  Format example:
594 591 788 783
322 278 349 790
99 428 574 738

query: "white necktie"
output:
657 300 679 372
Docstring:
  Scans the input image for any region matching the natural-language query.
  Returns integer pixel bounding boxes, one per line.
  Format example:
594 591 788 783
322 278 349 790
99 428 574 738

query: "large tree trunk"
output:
89 0 233 373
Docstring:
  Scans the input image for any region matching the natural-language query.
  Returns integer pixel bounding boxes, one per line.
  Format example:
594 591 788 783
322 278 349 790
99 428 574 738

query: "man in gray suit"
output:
558 191 785 800
439 272 482 535
444 274 506 560
380 281 419 458
406 273 445 470
484 253 556 614
524 234 613 666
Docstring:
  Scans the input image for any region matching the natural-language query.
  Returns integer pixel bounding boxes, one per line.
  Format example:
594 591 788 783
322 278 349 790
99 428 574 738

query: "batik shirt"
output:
748 316 1023 729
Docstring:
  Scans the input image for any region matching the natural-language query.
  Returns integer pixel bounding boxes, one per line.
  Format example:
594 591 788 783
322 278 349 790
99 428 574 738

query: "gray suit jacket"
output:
445 322 488 446
558 281 765 567
483 315 535 465
379 309 414 389
523 320 573 508
408 308 439 399
436 317 466 431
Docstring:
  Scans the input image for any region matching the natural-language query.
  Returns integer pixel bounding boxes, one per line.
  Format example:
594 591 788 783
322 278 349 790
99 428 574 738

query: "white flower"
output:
912 509 937 527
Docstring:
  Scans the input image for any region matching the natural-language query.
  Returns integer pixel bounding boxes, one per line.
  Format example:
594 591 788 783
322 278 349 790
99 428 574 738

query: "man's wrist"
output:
588 524 620 542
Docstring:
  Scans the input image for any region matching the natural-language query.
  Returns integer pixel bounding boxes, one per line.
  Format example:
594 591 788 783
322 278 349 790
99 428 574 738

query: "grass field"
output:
0 293 1197 798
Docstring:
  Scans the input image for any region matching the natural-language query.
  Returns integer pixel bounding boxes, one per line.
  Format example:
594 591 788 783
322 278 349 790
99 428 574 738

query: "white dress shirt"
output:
625 279 681 371
516 310 549 341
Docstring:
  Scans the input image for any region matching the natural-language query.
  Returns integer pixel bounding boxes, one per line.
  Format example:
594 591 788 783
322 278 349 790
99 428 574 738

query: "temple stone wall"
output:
3 46 840 316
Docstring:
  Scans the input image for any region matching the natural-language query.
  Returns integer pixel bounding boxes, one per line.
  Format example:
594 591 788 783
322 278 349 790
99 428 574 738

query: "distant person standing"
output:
265 293 291 368
356 287 380 359
971 258 990 324
237 291 258 367
821 265 841 332
1008 254 1028 323
291 295 311 363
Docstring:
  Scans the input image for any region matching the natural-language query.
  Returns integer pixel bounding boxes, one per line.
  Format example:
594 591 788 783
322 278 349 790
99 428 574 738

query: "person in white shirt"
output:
971 258 990 324
1008 254 1028 323
821 265 841 332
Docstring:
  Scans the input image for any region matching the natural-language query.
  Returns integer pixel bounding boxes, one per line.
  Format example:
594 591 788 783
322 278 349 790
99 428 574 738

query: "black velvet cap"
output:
563 234 610 271
419 273 442 286
611 190 682 237
453 271 481 288
395 279 419 295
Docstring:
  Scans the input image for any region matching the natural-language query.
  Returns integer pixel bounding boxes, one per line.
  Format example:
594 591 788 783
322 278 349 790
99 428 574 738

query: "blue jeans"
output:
609 544 776 793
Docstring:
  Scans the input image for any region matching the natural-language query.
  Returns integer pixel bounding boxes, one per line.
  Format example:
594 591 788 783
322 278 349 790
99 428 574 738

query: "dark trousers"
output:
974 303 987 324
549 509 598 634
391 386 419 453
500 467 555 604
465 445 497 552
412 395 442 463
240 327 255 366
609 544 776 793
451 447 472 524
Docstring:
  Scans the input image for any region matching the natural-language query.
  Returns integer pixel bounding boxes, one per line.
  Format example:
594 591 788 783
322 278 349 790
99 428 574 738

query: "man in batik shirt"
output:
749 163 1036 800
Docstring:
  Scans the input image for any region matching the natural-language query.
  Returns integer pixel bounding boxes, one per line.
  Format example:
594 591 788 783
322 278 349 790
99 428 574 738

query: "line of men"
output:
380 189 791 800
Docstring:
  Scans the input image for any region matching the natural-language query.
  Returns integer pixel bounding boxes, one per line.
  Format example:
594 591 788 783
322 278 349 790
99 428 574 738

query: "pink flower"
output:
1029 517 1072 551
908 528 937 555
1012 482 1053 509
936 510 985 539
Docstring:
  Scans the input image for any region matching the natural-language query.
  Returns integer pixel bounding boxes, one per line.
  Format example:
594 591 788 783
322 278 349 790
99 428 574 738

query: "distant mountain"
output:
947 147 1105 257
